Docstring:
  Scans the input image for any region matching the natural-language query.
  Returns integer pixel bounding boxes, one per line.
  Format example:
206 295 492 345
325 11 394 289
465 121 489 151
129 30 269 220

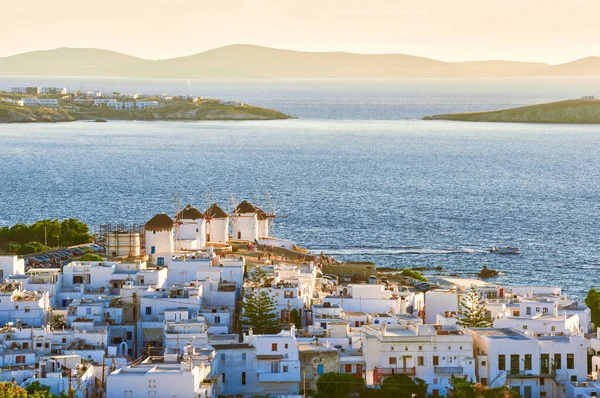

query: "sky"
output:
2 0 599 64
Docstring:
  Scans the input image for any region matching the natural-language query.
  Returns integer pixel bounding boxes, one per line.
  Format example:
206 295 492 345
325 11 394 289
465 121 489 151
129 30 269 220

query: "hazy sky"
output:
2 0 599 63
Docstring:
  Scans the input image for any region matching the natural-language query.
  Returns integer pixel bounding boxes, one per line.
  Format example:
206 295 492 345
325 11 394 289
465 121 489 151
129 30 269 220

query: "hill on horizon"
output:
0 45 597 79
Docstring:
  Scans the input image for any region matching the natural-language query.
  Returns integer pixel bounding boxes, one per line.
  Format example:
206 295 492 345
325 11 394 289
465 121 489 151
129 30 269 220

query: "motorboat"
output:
490 246 520 255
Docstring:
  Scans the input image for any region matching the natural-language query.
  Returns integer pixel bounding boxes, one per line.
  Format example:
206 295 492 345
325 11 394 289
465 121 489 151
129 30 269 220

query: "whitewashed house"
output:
362 322 476 396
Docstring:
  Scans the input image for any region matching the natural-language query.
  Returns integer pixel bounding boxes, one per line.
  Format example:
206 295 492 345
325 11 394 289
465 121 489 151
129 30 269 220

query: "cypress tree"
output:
242 268 280 334
456 286 492 328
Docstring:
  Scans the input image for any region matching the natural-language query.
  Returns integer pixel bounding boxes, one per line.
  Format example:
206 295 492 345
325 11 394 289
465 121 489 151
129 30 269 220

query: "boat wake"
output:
317 247 488 256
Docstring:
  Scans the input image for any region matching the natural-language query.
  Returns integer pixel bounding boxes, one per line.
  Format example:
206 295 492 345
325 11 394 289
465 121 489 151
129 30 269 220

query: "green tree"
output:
0 381 27 397
316 372 365 398
290 308 302 329
381 374 427 398
585 288 600 329
242 268 280 334
401 268 427 282
17 242 50 255
448 375 521 398
25 381 53 397
79 253 105 261
457 286 492 328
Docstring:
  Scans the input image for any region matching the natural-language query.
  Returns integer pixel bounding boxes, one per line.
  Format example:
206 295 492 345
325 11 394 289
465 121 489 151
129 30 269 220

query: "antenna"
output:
173 193 182 251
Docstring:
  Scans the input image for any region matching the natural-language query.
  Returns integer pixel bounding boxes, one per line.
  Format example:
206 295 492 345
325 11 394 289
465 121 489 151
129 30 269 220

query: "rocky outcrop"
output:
0 106 75 123
424 99 600 124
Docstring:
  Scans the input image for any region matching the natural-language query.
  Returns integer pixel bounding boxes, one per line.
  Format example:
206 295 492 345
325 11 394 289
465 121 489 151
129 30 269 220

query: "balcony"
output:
374 366 416 378
258 371 300 383
434 366 464 375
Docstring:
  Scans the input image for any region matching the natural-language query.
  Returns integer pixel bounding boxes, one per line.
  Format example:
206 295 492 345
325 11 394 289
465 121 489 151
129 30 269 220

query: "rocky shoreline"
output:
424 99 600 124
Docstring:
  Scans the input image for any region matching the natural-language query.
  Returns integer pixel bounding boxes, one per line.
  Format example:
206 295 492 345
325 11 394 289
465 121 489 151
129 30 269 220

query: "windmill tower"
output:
204 203 229 244
176 204 206 249
144 213 174 255
231 198 259 242
257 193 280 238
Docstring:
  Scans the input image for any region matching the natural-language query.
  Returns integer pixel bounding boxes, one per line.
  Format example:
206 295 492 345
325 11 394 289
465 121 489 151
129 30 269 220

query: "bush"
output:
79 253 104 261
17 241 51 255
401 268 427 282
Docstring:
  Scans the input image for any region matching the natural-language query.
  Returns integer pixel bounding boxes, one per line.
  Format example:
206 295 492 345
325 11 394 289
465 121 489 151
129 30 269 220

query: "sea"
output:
0 76 599 301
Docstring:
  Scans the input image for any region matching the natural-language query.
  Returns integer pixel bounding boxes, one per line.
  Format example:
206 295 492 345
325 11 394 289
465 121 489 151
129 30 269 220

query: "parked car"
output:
342 274 352 283
367 275 378 284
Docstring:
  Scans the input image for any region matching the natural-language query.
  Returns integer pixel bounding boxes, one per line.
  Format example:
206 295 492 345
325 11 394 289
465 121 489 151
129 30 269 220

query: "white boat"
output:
490 246 520 255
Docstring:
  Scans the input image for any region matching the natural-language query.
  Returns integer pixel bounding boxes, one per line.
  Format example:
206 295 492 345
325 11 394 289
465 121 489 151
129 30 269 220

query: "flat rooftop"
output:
471 328 531 341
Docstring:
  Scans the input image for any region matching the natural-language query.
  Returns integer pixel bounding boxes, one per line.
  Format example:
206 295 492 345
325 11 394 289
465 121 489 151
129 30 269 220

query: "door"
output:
271 361 280 373
317 364 324 375
150 246 155 254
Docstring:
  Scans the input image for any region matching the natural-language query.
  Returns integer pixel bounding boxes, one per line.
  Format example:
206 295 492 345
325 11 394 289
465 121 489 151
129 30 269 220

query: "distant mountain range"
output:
0 45 599 79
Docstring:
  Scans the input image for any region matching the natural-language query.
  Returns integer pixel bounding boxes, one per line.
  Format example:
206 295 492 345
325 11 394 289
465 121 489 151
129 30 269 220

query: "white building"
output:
204 204 229 244
470 328 588 398
40 87 68 94
137 101 159 109
21 98 40 106
145 213 175 257
362 323 476 396
93 98 117 106
106 101 124 110
231 200 259 242
0 255 25 278
324 283 423 316
0 281 50 327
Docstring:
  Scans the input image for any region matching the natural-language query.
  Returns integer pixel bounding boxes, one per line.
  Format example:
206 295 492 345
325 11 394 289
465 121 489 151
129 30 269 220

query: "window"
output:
86 307 92 315
418 346 422 351
498 355 505 371
523 386 532 398
554 353 561 370
482 361 487 366
285 344 288 349
418 356 424 366
433 378 438 384
433 356 439 366
540 377 545 385
214 316 221 324
16 355 25 364
551 326 556 332
283 365 289 373
146 307 152 315
242 353 246 360
151 246 156 254
510 354 520 375
541 354 550 374
571 375 577 382
157 257 164 266
221 373 225 382
241 372 246 385
523 325 527 330
318 364 324 375
345 364 352 373
540 392 547 397
524 354 532 370
25 307 30 313
389 357 397 365
526 307 531 315
567 354 574 369
543 307 548 314
127 331 133 340
271 343 277 351
23 342 28 349
405 346 408 351
220 353 225 361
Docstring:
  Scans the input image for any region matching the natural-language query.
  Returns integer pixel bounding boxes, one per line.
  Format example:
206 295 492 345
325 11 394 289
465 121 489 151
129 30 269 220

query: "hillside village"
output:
0 85 289 122
0 200 599 397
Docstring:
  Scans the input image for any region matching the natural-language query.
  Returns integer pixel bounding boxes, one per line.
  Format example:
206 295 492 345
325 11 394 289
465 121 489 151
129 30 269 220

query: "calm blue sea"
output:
1 76 599 300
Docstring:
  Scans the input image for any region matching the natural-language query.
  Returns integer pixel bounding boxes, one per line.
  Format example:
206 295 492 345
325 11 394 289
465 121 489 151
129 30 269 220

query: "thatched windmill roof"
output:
204 203 229 219
177 205 205 220
145 213 174 231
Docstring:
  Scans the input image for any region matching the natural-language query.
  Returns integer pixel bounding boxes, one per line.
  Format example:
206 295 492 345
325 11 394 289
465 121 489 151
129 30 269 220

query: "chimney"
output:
248 328 253 337
381 324 387 336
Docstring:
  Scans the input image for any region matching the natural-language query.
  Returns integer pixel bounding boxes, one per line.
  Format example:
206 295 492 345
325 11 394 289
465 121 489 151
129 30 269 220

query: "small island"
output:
0 86 291 123
424 97 600 124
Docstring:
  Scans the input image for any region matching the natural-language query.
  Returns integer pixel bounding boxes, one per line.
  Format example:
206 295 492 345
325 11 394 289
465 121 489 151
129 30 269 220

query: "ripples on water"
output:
0 77 599 300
